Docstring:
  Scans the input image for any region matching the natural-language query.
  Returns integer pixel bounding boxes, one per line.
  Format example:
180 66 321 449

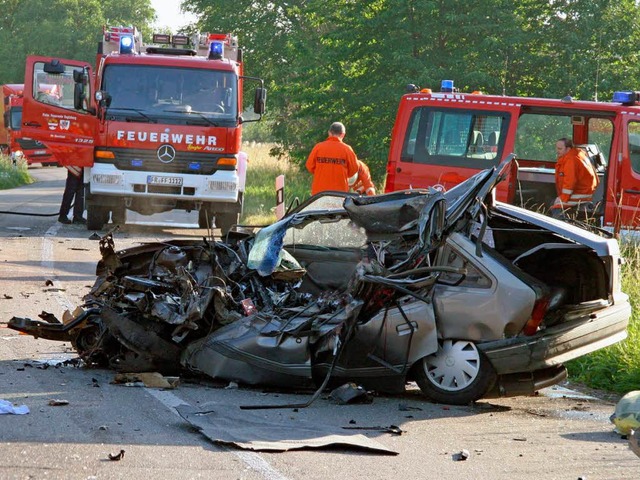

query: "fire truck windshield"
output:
102 65 237 122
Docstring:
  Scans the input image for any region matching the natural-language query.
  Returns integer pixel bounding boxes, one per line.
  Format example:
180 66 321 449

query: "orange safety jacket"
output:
352 160 376 195
552 148 599 209
306 136 359 195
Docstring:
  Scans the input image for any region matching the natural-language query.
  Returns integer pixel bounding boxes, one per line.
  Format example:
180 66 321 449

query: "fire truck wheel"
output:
198 207 214 229
87 205 109 230
215 212 239 235
111 206 127 226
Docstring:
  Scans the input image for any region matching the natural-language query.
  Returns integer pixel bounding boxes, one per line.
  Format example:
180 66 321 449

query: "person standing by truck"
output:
306 122 359 195
58 166 85 224
550 137 599 219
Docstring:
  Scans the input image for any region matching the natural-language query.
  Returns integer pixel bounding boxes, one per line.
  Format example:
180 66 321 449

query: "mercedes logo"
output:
157 144 176 163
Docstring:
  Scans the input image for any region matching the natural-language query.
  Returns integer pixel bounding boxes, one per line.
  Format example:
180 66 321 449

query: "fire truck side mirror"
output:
73 83 85 110
3 112 10 130
43 59 65 75
254 87 266 115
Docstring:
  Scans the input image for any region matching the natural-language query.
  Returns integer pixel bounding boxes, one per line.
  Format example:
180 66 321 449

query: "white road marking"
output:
42 223 74 312
41 223 288 480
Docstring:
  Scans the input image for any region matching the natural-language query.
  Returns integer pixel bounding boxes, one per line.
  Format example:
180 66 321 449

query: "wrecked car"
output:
9 156 631 405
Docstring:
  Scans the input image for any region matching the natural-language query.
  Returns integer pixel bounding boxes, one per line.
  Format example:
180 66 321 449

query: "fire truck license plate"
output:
147 175 183 186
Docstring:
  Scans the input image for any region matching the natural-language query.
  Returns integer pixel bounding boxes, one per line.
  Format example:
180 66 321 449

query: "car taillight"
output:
523 297 550 336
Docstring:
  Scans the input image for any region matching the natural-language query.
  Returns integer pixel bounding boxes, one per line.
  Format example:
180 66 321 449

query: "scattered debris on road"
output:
0 399 29 415
112 372 179 389
107 449 125 461
329 383 372 405
176 404 398 454
452 449 470 461
342 424 403 435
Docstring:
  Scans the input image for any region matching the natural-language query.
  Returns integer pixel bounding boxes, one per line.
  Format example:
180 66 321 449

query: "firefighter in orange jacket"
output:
550 137 599 217
306 122 359 195
349 160 376 195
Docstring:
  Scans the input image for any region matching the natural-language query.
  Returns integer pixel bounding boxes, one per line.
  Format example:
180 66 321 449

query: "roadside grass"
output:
0 155 32 189
241 142 311 225
241 143 640 395
567 240 640 394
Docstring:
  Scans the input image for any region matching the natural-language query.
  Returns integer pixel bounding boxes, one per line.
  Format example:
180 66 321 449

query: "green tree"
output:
0 0 155 84
176 0 640 181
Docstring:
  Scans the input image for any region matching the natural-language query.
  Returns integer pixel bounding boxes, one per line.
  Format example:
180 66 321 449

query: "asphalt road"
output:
0 166 638 479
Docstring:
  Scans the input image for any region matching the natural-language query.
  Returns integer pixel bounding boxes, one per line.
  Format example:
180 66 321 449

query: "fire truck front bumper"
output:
88 164 240 203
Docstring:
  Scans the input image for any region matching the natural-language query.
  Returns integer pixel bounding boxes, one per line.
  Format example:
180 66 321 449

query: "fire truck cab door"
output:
22 56 97 167
614 116 640 229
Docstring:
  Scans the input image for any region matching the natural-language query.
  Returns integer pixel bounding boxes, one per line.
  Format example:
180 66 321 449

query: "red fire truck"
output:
0 84 55 166
19 26 266 232
385 80 640 233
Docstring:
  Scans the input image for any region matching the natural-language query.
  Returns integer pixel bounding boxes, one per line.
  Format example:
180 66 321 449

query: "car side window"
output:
628 122 640 174
437 243 492 288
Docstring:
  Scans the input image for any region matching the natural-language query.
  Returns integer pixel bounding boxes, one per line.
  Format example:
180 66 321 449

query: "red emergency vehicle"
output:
0 84 55 166
19 26 266 232
385 80 640 233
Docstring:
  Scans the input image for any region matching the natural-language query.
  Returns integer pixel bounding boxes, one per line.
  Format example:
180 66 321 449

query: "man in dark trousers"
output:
58 165 86 224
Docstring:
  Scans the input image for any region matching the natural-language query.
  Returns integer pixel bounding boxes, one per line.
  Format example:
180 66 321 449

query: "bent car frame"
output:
9 157 631 405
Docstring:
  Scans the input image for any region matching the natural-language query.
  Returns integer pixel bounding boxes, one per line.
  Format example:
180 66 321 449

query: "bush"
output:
241 142 311 225
0 155 32 189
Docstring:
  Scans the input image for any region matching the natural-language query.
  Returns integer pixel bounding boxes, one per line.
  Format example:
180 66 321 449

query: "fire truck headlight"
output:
208 180 237 192
208 41 224 60
92 174 122 185
120 35 135 54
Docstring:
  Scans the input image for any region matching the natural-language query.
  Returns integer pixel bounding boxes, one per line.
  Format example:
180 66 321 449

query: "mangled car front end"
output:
9 158 631 405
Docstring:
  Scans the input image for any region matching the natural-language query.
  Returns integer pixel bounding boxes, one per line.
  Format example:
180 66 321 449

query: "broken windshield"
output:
102 65 238 124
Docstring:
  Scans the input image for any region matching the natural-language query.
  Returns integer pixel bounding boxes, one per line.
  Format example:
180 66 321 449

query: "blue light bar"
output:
120 34 135 54
613 91 637 105
441 80 454 92
209 41 223 59
188 162 201 171
131 159 143 167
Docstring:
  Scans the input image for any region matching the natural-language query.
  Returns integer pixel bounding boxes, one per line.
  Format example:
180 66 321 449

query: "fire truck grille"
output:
99 148 222 175
16 138 47 150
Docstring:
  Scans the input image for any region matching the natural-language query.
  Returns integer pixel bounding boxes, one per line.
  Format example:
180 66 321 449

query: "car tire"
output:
87 205 109 230
413 339 496 405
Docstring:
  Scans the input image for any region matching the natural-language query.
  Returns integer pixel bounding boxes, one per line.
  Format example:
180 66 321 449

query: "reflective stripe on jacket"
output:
306 136 359 195
552 148 599 209
66 166 83 178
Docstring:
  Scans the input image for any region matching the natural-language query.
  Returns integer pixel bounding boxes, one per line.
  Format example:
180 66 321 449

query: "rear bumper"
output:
478 296 631 375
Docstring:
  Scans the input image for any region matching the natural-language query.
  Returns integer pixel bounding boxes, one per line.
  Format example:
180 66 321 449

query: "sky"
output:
149 0 199 33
